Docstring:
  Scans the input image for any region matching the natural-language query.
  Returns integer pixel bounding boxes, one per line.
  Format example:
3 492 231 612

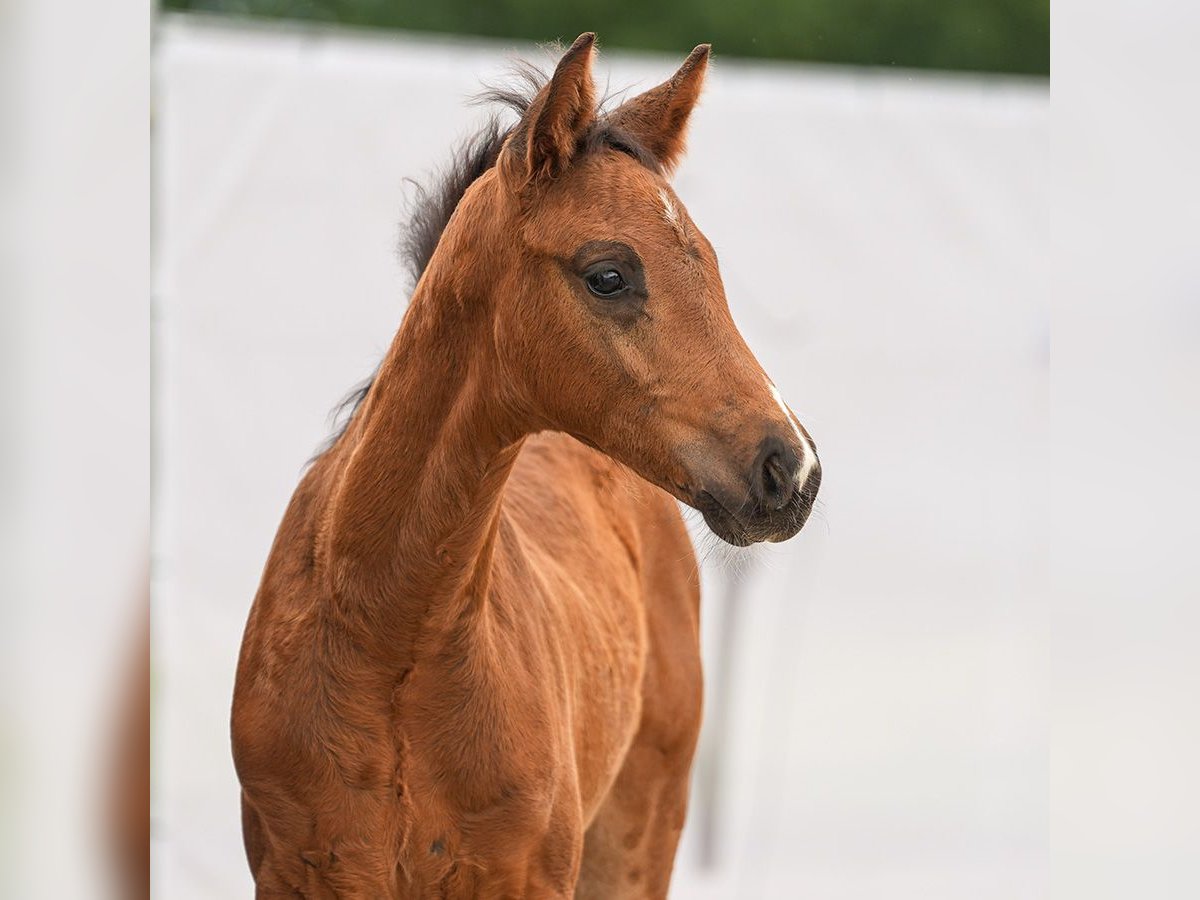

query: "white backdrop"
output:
153 16 1048 898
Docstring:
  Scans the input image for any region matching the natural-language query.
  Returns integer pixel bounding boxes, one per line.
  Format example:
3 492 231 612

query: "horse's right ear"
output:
498 33 597 191
607 44 710 174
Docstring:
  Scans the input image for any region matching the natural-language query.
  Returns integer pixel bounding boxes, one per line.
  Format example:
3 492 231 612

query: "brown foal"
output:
232 34 821 898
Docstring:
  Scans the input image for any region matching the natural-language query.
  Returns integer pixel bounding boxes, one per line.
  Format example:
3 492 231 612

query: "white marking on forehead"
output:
659 188 685 237
765 375 818 487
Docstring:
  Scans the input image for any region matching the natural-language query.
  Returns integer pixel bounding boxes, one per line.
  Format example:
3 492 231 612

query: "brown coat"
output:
232 34 819 898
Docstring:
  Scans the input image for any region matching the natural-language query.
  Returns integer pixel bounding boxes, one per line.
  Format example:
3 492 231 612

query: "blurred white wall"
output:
153 16 1048 899
4 0 150 897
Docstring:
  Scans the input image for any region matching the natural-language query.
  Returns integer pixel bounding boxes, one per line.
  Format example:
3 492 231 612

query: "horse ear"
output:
608 44 710 173
498 33 597 190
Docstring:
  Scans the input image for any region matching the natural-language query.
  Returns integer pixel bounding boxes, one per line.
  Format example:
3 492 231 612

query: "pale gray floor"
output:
153 18 1048 898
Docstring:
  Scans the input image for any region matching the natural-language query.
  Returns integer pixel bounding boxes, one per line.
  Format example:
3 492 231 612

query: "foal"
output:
232 34 820 898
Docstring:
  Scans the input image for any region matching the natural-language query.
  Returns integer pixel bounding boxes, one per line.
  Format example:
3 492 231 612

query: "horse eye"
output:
584 268 626 298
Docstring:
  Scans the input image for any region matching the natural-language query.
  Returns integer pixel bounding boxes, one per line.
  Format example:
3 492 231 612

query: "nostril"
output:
762 453 786 505
753 438 797 512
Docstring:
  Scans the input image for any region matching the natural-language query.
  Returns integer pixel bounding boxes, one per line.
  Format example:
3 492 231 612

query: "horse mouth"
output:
694 491 756 547
693 485 816 547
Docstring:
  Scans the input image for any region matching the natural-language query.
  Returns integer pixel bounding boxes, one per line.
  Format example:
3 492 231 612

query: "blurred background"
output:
151 2 1048 899
14 2 1200 899
160 0 1050 75
45 1 1200 899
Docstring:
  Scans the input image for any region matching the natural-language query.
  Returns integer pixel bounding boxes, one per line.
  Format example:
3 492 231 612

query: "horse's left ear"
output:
608 44 710 173
498 33 597 190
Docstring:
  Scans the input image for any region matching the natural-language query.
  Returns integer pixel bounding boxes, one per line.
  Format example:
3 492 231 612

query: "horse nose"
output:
750 436 800 512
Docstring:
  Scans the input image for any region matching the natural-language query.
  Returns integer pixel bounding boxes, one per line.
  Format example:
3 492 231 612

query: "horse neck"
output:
320 260 523 664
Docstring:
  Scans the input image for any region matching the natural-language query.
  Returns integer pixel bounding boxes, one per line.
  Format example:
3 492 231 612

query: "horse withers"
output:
232 33 820 898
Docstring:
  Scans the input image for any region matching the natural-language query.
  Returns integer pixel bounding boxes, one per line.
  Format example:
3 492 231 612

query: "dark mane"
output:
317 55 658 456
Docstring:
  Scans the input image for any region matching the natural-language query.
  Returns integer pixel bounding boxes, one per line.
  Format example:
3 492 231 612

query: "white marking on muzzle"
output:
766 376 817 488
